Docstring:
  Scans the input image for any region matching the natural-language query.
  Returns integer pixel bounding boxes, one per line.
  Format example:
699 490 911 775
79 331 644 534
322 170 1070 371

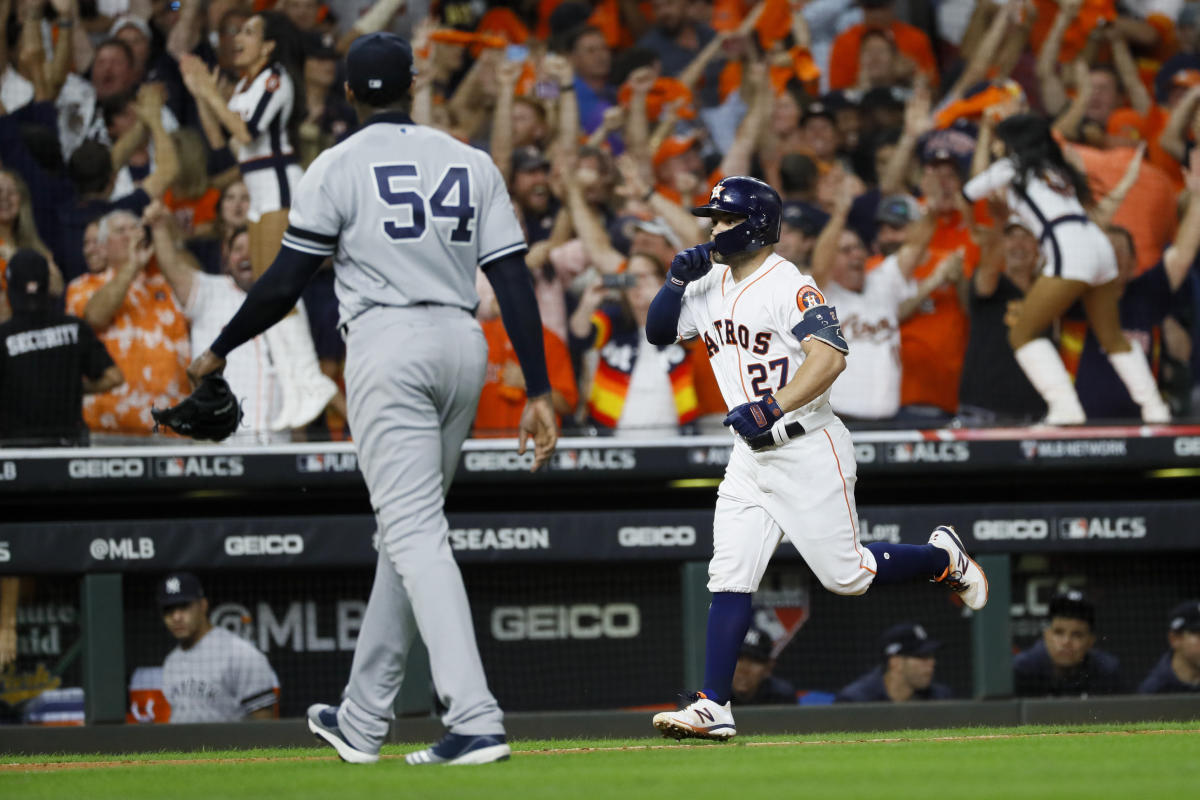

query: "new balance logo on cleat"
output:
652 692 737 741
928 525 989 610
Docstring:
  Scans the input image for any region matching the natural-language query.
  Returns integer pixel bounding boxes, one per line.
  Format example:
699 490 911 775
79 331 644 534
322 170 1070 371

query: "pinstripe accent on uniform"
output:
244 68 279 138
478 241 527 267
287 225 338 245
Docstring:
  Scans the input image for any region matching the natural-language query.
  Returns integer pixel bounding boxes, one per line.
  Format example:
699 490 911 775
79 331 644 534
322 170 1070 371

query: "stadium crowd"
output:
2 0 1200 445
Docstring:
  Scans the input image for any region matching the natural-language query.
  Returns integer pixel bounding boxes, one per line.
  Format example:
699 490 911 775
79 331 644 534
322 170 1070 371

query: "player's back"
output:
289 116 526 327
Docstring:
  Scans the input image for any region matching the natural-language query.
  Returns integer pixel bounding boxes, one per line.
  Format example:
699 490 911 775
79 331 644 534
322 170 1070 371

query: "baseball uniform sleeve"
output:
476 159 527 268
230 642 279 715
963 157 1016 202
284 149 342 257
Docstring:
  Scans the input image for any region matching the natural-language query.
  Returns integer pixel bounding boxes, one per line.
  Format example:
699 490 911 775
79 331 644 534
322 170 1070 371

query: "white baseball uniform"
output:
823 256 914 420
677 253 878 596
161 627 279 723
963 158 1117 285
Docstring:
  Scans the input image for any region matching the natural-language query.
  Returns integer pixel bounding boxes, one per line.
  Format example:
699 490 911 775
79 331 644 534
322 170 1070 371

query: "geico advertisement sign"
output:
1058 517 1147 540
491 604 641 641
69 458 144 479
224 534 305 556
973 519 1050 541
210 600 365 652
618 526 696 547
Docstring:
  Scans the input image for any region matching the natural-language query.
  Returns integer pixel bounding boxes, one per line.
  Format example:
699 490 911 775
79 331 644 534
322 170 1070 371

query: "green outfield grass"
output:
2 722 1197 799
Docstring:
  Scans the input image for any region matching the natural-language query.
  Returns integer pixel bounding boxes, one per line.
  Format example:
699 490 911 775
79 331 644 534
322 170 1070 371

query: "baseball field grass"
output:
3 721 1197 799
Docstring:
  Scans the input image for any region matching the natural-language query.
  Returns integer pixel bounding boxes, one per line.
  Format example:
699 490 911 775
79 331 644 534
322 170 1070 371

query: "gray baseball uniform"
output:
285 112 525 748
162 627 279 723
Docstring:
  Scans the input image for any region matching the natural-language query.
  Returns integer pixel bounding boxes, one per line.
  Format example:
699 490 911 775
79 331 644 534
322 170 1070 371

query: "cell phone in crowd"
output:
601 273 638 290
506 44 529 63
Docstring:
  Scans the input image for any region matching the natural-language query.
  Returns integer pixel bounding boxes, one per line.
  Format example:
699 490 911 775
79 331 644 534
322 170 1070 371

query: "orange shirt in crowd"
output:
1070 143 1179 275
1029 0 1116 65
473 317 577 437
827 21 938 91
65 264 190 434
898 212 979 413
1106 106 1182 190
163 187 221 236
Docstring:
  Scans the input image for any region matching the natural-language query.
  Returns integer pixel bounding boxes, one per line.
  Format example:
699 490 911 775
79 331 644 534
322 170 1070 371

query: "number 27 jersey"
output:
284 114 526 328
677 253 834 417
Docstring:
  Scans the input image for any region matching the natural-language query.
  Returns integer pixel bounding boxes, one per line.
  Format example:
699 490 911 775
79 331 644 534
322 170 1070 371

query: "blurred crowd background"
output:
3 0 1200 445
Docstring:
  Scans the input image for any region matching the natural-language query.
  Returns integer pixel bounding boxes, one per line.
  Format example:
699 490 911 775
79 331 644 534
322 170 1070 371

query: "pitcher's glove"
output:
152 375 243 441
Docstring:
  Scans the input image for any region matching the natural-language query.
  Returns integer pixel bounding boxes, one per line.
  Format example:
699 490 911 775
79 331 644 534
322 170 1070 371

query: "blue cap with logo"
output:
157 572 205 610
346 32 414 106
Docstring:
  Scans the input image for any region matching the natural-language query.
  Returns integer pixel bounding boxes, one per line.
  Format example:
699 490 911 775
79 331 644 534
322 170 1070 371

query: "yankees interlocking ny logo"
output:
166 578 181 594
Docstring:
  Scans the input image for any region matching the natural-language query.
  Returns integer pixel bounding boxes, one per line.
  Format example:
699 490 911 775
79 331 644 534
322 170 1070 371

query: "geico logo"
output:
1058 517 1148 539
1175 437 1200 457
0 461 15 480
449 528 550 550
618 526 697 547
490 603 641 641
68 458 144 479
463 451 536 472
973 519 1049 540
224 534 305 556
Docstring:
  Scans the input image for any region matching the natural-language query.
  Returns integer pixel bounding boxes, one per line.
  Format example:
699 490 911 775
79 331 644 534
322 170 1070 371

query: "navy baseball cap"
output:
781 201 829 236
739 627 774 662
346 32 414 106
882 622 940 657
4 248 49 314
157 572 205 610
1168 600 1200 633
876 194 919 228
1048 590 1095 628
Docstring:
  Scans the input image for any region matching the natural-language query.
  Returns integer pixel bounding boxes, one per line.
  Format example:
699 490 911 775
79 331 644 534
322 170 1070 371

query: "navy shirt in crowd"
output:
1137 652 1200 694
1013 639 1124 697
835 666 953 703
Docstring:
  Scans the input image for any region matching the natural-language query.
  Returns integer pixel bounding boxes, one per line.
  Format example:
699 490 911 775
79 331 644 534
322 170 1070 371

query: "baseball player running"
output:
644 176 987 740
186 33 557 765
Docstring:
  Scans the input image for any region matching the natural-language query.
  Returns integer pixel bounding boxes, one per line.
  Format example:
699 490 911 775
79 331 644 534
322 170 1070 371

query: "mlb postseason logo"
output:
296 453 359 473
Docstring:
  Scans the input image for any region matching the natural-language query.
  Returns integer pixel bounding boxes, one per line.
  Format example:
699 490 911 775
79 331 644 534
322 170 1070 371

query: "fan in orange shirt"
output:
65 211 190 435
473 314 577 438
827 1 938 91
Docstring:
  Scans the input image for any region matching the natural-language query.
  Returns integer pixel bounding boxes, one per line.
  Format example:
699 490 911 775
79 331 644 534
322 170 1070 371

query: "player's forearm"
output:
774 346 845 412
485 253 551 397
646 282 684 345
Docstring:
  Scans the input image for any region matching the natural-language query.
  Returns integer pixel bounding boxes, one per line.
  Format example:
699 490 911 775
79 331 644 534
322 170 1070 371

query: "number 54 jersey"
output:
284 113 527 328
677 253 838 427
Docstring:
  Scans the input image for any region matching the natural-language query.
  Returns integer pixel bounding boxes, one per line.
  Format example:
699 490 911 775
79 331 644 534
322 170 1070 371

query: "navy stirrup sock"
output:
866 542 951 585
701 592 753 705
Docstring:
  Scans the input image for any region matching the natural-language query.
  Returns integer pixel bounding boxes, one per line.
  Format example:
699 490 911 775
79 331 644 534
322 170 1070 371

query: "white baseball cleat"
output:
652 692 737 741
928 525 989 610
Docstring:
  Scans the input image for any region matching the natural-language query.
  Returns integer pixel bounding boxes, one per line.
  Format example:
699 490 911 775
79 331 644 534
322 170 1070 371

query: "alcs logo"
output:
1058 517 1147 540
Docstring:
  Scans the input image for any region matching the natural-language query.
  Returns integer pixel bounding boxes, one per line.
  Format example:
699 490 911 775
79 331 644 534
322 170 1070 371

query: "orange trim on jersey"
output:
824 429 873 575
728 257 782 403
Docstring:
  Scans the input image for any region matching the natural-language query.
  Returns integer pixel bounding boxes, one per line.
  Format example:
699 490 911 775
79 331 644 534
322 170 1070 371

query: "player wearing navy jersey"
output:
187 33 557 766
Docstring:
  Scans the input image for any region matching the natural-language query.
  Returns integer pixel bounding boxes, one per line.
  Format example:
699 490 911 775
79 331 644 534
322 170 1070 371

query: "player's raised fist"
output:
723 394 783 440
668 242 715 288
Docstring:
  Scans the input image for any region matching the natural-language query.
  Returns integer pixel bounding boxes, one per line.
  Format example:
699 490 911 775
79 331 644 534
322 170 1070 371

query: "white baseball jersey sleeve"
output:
677 253 837 420
161 627 279 723
283 115 527 328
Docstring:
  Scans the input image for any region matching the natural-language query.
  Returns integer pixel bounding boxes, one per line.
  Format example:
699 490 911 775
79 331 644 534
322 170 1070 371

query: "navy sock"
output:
701 592 753 705
866 542 950 585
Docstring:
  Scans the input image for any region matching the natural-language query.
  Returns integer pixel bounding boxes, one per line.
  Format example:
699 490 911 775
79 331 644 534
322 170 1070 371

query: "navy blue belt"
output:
1038 214 1091 277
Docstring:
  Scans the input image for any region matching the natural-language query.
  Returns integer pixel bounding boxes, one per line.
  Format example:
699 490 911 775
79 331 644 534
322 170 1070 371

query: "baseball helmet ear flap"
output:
691 176 783 256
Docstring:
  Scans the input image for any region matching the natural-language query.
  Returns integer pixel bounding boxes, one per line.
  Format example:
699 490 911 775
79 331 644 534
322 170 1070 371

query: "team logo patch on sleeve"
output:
265 74 281 92
797 286 825 311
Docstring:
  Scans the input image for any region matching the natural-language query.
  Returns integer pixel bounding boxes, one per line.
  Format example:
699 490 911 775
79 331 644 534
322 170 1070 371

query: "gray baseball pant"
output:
334 305 502 751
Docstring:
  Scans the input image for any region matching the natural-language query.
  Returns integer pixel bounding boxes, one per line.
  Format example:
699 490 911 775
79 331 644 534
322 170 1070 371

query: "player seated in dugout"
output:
568 252 701 437
835 622 953 703
1138 600 1200 694
731 626 797 705
1013 590 1125 697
